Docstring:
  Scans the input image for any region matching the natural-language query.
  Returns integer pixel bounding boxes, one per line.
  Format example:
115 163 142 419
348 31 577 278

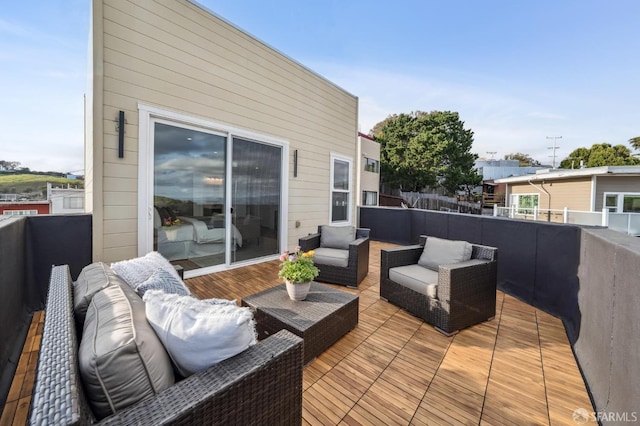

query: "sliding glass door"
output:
231 137 282 263
150 120 283 272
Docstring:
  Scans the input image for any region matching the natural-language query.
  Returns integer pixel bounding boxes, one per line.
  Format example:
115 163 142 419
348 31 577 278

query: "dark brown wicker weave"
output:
298 226 370 288
242 282 359 364
380 235 498 335
29 265 304 425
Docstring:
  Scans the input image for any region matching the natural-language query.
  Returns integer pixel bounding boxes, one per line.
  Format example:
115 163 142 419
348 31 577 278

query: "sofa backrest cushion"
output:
73 262 126 330
418 237 473 272
143 290 257 377
111 251 188 294
320 225 355 250
79 283 175 420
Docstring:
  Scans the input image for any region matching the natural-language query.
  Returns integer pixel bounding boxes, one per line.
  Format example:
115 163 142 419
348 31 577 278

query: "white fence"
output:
494 206 640 237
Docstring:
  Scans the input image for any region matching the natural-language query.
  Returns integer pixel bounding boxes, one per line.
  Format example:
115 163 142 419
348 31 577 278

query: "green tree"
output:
629 137 640 150
376 110 480 194
559 143 640 168
503 152 541 166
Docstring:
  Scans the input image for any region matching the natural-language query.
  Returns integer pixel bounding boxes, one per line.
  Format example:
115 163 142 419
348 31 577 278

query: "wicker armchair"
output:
299 226 370 288
29 265 304 425
380 235 498 335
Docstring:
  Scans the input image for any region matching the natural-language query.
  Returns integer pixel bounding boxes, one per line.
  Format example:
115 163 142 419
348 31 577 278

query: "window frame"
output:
603 192 640 213
510 193 539 215
363 157 380 174
362 190 378 206
329 153 353 225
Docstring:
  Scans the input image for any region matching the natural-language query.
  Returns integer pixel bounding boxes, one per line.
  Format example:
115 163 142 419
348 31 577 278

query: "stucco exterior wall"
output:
509 177 592 211
88 0 358 262
594 176 640 210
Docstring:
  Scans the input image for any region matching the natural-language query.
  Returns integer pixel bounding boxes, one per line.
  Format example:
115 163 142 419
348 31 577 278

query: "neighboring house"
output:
356 132 380 207
47 183 84 214
475 159 546 181
86 0 358 276
0 202 50 216
495 166 640 215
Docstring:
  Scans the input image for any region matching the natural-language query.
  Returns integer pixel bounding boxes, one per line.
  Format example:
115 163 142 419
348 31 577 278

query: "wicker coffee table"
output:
241 282 359 364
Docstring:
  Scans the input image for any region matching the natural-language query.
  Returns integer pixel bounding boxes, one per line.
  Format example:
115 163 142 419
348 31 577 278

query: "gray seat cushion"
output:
320 226 355 250
73 262 127 329
314 247 349 268
418 237 472 272
79 283 175 419
389 264 438 299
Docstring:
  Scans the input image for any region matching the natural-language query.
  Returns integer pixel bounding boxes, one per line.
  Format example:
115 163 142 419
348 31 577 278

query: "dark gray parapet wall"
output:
360 207 582 325
359 206 640 423
0 217 27 415
0 214 92 415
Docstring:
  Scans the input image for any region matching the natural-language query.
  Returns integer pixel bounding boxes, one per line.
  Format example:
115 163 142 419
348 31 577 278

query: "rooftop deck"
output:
2 241 594 425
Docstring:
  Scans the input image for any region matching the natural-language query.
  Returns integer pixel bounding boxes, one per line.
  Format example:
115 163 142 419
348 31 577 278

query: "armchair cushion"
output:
320 225 356 250
314 247 349 268
418 237 472 271
389 265 438 299
79 283 175 420
143 290 257 377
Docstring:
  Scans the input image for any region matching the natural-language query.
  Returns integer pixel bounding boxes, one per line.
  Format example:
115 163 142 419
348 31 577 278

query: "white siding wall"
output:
356 135 380 205
88 0 358 262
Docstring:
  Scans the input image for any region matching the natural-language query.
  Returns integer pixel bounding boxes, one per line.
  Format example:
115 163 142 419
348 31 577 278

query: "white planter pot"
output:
285 280 311 301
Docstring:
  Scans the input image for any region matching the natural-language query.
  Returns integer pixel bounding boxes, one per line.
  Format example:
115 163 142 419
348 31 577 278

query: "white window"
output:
330 153 352 224
510 193 539 214
603 192 640 213
3 210 38 216
362 191 378 206
63 196 84 209
364 157 379 173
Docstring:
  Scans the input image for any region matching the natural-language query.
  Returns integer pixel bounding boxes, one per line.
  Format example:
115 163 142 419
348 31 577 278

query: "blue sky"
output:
1 0 639 173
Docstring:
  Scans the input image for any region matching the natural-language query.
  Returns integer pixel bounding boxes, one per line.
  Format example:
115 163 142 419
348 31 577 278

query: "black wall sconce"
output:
293 149 298 177
117 110 125 158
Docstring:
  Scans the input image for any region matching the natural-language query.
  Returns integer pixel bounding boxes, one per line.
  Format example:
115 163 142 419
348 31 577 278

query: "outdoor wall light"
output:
117 110 125 158
294 149 298 177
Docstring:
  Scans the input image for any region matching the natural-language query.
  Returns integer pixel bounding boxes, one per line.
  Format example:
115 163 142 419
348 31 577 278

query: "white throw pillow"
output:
111 251 186 293
136 268 190 297
143 290 257 377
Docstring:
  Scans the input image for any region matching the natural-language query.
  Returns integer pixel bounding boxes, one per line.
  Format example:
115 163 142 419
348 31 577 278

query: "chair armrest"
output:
437 259 497 302
102 329 304 425
299 233 320 251
348 236 369 264
380 245 423 279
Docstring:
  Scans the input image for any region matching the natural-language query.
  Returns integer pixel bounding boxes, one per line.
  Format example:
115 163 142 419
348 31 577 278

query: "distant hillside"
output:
0 174 84 198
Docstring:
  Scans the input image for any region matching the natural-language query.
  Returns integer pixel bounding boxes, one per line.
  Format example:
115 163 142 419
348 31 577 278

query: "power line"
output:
546 136 562 168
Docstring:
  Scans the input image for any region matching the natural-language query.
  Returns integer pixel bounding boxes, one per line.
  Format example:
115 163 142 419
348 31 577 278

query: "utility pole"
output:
547 136 562 168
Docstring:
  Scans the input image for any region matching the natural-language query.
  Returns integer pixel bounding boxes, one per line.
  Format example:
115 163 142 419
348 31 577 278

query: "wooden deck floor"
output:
2 241 594 425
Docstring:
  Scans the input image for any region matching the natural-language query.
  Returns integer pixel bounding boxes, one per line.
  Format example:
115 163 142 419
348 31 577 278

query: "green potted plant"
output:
278 246 319 300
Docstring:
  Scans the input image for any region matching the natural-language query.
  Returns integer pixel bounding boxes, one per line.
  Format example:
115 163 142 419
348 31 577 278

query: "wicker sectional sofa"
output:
29 265 304 425
380 235 498 335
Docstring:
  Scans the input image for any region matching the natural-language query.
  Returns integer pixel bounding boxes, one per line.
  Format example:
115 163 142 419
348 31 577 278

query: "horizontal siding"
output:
594 176 640 210
510 178 592 211
94 0 358 262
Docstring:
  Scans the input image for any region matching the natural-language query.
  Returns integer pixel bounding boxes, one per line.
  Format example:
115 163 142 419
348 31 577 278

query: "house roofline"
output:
494 166 640 183
358 132 376 142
